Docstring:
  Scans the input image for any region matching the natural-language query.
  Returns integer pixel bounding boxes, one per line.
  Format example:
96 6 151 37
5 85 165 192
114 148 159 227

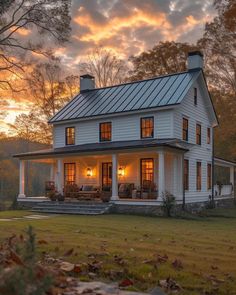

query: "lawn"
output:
0 209 236 295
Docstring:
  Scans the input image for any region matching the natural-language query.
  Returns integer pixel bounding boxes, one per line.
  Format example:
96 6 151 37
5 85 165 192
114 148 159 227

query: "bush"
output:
161 191 176 217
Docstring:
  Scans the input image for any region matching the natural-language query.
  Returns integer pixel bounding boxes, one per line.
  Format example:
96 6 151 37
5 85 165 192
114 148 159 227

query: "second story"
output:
49 52 218 151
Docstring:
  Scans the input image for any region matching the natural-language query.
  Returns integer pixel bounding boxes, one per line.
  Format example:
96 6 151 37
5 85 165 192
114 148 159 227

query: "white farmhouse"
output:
14 52 235 214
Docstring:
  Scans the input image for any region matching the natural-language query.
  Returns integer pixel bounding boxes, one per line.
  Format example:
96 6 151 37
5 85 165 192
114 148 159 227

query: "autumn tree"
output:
0 0 71 91
129 41 199 81
79 47 128 87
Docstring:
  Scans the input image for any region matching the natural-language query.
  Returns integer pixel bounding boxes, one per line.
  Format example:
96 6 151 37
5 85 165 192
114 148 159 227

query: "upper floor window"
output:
184 159 189 191
196 161 202 191
194 87 197 105
65 127 75 145
207 127 211 144
100 122 112 142
141 117 154 138
182 118 188 141
196 123 201 145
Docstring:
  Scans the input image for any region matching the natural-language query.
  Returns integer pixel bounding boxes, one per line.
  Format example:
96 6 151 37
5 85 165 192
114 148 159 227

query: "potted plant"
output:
57 193 65 202
48 191 57 201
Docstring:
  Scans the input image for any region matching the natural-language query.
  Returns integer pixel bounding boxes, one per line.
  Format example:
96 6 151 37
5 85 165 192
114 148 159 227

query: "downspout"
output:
211 127 215 205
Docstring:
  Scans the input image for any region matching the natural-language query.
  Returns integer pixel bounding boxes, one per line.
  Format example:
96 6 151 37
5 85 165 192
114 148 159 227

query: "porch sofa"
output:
63 184 100 200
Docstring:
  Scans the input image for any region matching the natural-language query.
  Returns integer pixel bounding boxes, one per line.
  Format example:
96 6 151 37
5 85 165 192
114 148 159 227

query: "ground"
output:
0 209 236 295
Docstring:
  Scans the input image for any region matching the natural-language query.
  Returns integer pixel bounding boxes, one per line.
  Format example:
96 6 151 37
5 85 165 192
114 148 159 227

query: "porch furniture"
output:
118 183 135 198
76 185 100 200
63 183 80 198
45 181 56 198
141 180 157 199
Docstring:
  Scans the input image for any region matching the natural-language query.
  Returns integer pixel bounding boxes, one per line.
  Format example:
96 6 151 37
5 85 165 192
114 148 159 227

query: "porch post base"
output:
110 196 119 201
18 194 26 199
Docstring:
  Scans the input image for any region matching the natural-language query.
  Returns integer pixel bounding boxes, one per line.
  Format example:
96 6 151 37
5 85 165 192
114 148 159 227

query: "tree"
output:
0 0 71 92
79 47 128 88
129 41 199 81
198 0 236 95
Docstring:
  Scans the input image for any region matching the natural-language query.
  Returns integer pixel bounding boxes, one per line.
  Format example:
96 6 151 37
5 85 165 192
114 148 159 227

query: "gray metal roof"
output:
49 69 201 123
13 138 191 159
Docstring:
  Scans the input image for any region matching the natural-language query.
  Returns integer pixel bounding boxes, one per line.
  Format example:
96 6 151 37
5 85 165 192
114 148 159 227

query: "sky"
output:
1 0 216 133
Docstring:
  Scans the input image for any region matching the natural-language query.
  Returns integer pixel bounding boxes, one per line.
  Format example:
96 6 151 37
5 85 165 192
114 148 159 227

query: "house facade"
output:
14 52 235 209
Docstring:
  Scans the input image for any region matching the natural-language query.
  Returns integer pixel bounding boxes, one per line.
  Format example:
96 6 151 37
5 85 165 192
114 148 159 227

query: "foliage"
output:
0 226 52 295
79 47 128 87
129 41 199 81
161 191 176 217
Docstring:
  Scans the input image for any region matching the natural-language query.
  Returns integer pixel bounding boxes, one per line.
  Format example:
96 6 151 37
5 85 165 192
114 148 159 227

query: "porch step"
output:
31 201 112 215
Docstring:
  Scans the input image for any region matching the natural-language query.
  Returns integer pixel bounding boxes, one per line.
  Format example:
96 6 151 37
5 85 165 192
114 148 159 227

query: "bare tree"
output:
79 47 128 88
0 0 71 92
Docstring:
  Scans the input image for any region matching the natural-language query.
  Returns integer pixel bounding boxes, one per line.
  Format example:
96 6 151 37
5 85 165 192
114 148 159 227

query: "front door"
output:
140 158 154 186
102 162 112 189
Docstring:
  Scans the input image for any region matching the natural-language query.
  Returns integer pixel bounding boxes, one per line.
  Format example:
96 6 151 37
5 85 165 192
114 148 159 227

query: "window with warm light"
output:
196 123 201 145
196 161 201 191
65 127 75 145
207 163 212 190
64 163 76 185
184 159 189 190
141 117 154 138
100 122 112 142
182 118 188 141
140 158 154 185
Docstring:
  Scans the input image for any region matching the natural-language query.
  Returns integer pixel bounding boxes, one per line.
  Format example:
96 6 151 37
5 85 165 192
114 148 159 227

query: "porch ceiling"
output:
13 138 191 160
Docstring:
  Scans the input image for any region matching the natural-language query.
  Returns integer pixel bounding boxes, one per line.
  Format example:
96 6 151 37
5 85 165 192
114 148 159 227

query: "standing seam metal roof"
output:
49 69 201 123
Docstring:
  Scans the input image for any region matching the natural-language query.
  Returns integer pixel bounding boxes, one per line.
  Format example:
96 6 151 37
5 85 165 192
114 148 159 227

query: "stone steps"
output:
31 202 112 215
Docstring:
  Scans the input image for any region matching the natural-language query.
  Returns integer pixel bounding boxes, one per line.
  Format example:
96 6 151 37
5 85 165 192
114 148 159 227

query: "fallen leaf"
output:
63 248 74 257
60 261 74 272
119 278 134 287
9 250 24 266
38 239 48 245
73 264 82 273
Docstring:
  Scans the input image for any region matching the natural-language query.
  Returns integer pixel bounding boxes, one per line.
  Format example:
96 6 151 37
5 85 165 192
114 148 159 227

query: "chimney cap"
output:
80 74 94 79
188 51 203 57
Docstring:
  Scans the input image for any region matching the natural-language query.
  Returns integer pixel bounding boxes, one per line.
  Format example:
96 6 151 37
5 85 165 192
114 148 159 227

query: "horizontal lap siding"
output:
174 79 213 202
53 110 173 148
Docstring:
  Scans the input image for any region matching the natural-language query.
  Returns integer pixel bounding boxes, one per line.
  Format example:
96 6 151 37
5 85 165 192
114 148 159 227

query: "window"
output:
102 162 112 188
184 159 189 190
207 163 212 190
65 127 75 145
194 87 197 105
182 118 188 141
64 163 76 185
207 128 211 144
196 162 201 191
196 123 201 145
100 122 112 142
140 158 154 185
141 117 154 138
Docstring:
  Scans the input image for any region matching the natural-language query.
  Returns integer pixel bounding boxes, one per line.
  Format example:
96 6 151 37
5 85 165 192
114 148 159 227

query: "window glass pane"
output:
64 163 76 185
141 117 154 138
196 162 201 190
66 127 75 145
208 163 212 189
141 159 154 185
184 159 189 190
100 123 112 141
196 124 201 145
182 118 188 141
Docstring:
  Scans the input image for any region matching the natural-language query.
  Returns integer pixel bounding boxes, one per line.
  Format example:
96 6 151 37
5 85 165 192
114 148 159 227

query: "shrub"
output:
161 191 176 217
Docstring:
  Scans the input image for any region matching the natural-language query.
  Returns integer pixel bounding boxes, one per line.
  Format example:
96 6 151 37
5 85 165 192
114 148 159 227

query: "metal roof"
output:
13 138 191 159
49 69 201 123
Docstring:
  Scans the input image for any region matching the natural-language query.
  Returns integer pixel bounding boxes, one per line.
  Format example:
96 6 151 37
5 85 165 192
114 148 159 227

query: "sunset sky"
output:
1 0 216 133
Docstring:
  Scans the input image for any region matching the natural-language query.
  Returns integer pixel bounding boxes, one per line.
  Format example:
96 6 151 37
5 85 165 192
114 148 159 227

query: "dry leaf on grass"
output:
119 278 134 287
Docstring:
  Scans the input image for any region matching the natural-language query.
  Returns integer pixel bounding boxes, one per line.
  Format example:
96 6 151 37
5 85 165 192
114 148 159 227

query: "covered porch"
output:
15 139 188 204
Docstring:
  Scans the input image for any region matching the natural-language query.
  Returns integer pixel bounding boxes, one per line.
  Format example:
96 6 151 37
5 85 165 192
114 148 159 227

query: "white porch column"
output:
18 160 26 198
50 162 55 182
111 153 119 200
230 166 234 192
56 159 63 194
158 151 165 198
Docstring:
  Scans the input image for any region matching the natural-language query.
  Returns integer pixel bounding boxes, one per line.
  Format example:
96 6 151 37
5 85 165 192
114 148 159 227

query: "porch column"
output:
56 159 63 194
50 162 55 182
158 151 165 198
18 160 26 198
230 166 234 193
111 153 119 200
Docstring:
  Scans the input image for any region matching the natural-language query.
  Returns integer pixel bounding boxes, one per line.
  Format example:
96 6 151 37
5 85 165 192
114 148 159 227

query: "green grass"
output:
0 209 236 294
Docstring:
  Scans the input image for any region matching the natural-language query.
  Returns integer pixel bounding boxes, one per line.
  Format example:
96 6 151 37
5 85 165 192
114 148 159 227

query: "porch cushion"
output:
82 185 93 191
118 183 127 193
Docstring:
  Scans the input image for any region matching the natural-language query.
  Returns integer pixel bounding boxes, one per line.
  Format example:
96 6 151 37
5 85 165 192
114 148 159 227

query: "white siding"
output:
53 110 173 148
173 79 213 202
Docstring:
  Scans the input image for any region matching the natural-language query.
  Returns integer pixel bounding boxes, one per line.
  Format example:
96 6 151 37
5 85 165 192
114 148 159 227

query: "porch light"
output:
118 166 125 177
87 167 92 177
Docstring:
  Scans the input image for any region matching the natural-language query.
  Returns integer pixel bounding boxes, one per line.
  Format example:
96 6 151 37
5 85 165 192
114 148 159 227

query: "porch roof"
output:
13 138 191 159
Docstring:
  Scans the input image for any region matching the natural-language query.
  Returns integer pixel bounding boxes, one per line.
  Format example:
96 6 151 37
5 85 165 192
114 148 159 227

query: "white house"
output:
14 52 235 213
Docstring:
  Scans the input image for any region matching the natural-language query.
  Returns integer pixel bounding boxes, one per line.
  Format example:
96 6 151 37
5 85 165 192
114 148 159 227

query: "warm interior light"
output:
118 166 125 177
87 167 92 177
